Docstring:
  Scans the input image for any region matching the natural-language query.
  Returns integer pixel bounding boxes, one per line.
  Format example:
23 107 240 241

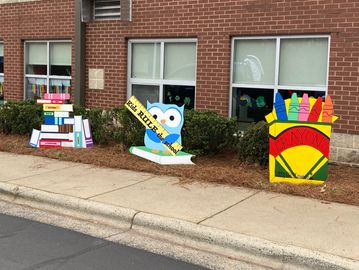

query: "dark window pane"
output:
26 65 47 75
51 65 71 76
0 75 3 102
163 85 195 109
232 88 274 125
0 56 3 73
132 84 159 105
278 89 326 100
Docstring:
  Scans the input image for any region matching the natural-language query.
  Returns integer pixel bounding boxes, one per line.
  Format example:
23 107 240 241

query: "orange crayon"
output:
322 96 333 123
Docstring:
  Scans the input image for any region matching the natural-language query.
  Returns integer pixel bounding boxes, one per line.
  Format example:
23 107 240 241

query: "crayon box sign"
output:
265 93 338 185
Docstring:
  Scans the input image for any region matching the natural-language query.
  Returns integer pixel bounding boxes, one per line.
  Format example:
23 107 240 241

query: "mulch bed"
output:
0 134 358 207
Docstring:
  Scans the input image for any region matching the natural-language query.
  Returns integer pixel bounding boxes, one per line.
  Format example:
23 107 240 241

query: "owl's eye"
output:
148 107 163 122
164 108 182 128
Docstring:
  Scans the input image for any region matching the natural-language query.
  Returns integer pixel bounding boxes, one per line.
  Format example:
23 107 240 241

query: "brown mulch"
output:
0 134 358 207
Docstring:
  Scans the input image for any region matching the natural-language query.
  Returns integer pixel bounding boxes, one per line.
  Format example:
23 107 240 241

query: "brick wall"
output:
1 0 359 137
0 0 75 101
86 0 359 136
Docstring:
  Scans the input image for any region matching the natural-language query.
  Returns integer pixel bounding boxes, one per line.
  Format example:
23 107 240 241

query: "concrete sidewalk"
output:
0 152 358 269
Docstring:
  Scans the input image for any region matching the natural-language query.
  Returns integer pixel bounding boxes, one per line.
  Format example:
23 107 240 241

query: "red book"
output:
37 99 65 104
308 97 323 122
39 139 64 148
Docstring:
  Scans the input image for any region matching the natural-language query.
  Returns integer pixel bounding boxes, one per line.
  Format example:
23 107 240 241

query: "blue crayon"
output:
274 92 288 120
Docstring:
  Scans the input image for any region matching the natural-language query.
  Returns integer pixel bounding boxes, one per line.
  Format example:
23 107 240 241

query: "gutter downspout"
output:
74 0 85 106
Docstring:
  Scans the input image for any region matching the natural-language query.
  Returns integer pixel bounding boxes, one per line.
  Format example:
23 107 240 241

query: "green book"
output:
43 111 54 117
129 146 194 165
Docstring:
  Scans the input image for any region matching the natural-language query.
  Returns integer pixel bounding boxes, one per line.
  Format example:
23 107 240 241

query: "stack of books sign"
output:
29 93 93 149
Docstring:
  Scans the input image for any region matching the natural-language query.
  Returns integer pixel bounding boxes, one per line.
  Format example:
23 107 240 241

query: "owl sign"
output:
125 96 194 165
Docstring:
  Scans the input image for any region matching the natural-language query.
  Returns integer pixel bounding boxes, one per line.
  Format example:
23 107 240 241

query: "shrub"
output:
0 101 42 135
113 106 145 147
85 108 115 145
182 110 238 155
237 121 269 166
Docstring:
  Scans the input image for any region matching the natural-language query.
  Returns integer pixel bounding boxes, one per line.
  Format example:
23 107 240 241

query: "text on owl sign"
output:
125 96 183 156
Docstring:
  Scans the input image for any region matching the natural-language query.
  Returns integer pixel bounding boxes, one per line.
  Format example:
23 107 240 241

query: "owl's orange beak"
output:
160 119 166 124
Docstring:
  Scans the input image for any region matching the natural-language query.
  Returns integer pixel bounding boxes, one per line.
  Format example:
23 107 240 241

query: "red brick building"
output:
0 0 359 164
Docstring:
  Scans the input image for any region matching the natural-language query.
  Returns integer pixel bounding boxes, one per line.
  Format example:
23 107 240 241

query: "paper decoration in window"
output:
125 96 194 165
265 92 338 184
29 94 93 149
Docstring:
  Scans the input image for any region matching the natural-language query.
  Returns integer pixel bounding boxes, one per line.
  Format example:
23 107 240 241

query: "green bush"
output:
237 121 269 166
0 101 42 135
182 110 238 155
113 106 145 147
85 108 115 145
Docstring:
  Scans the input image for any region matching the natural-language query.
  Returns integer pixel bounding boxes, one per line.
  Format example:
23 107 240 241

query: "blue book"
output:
44 116 55 125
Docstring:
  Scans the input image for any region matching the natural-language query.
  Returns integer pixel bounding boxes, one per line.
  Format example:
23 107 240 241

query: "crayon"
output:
308 97 323 122
288 93 299 121
298 93 310 122
274 92 288 120
322 95 333 123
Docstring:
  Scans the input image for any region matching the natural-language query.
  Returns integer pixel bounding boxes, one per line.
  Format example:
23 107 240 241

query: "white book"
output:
129 146 194 165
29 129 41 148
54 112 70 118
64 118 75 125
41 125 59 133
40 132 73 140
74 116 83 148
61 141 75 148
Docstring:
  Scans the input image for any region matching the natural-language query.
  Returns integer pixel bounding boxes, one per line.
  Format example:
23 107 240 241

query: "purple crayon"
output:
298 93 310 122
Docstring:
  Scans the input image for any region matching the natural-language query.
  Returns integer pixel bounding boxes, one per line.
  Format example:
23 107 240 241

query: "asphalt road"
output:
0 214 207 270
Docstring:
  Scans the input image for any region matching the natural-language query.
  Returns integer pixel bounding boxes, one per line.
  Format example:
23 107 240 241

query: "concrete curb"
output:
0 182 136 230
0 181 357 270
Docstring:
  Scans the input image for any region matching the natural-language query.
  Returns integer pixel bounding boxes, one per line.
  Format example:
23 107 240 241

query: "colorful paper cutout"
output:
125 96 194 165
29 95 93 149
265 93 338 185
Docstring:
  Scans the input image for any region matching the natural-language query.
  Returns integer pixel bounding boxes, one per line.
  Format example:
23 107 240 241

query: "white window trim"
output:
127 38 197 108
229 34 331 117
24 40 72 99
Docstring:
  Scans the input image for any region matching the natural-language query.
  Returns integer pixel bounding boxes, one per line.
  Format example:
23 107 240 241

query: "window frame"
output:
127 38 197 108
0 41 4 102
0 41 4 77
229 35 331 117
23 40 72 99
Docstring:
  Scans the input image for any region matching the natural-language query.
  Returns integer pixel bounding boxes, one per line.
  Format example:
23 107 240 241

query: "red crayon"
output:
308 97 323 122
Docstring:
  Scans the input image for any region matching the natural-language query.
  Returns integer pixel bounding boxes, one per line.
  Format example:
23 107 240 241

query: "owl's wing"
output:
163 134 180 145
146 129 161 143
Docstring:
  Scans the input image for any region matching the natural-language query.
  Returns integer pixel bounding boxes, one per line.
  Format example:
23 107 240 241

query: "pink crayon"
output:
298 93 310 122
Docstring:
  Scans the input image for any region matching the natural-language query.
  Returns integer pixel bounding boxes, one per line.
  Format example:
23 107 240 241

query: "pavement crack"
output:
86 176 156 200
3 164 81 184
196 191 261 224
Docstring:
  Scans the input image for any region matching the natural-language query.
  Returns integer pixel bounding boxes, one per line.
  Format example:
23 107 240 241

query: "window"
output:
230 36 330 128
128 39 197 109
25 41 72 100
94 0 121 20
0 42 3 102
